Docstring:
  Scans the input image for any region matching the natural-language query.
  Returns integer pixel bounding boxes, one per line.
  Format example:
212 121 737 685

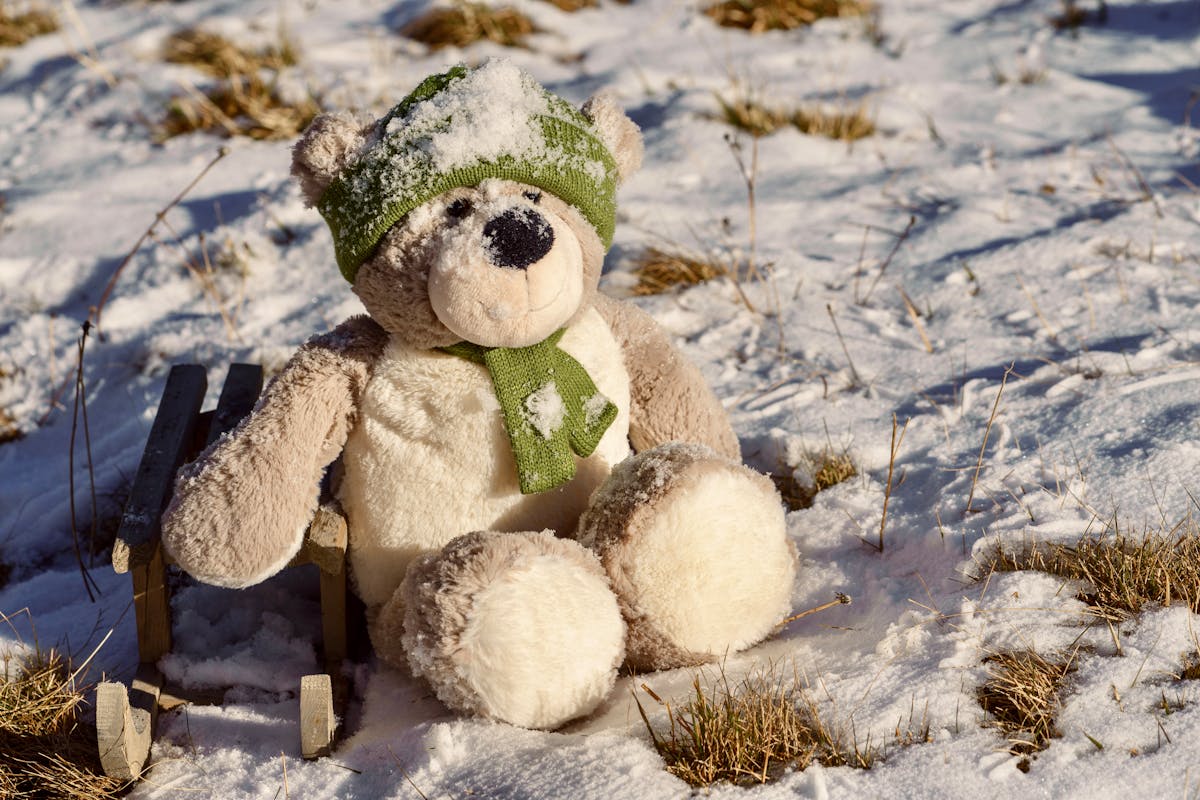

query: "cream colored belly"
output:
339 309 632 607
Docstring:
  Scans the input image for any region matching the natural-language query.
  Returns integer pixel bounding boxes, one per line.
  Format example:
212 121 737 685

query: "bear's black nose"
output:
483 208 555 270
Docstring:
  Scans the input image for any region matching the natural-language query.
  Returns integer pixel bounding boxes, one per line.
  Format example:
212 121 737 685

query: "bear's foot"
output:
396 531 625 729
578 444 797 672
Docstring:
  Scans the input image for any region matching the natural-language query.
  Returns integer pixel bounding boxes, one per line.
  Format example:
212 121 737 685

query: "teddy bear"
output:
161 59 797 731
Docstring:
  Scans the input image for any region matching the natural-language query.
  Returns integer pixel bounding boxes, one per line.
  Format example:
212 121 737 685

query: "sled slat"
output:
300 674 336 759
133 544 172 662
300 504 348 575
205 363 263 447
320 563 348 668
97 666 161 781
113 365 207 574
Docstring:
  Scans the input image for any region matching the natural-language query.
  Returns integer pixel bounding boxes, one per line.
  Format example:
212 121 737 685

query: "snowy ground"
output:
2 0 1200 797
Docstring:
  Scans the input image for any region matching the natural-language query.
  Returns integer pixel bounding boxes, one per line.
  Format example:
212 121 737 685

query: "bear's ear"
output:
291 110 378 207
581 93 643 185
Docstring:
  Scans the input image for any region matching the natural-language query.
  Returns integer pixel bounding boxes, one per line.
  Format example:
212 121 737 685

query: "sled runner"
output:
96 363 350 781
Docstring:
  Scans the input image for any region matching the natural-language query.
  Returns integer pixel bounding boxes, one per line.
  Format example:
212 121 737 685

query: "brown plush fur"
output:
291 110 378 206
592 293 741 460
163 84 784 725
581 93 644 183
352 182 604 350
161 316 387 587
167 100 739 598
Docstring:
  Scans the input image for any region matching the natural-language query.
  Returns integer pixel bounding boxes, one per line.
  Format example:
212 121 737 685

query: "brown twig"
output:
860 215 916 305
898 287 933 353
93 146 229 329
38 146 228 426
878 414 909 552
386 746 431 800
1106 134 1162 218
966 365 1013 514
826 303 863 387
722 133 760 313
852 224 871 302
1016 274 1057 342
66 321 100 602
776 593 852 629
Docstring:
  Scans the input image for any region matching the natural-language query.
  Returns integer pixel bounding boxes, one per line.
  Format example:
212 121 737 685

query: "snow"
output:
391 60 551 172
583 392 609 429
2 0 1200 797
523 380 566 439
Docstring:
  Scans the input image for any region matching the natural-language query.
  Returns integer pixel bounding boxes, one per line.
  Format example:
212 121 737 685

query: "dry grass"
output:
637 664 880 787
0 406 21 444
772 447 857 512
159 28 320 141
983 516 1200 620
1174 651 1200 682
716 93 875 141
977 649 1074 767
792 102 875 140
400 1 537 49
0 648 125 798
0 364 21 444
703 0 872 33
1049 0 1106 31
716 93 792 137
0 2 58 48
629 246 727 296
539 0 597 11
163 27 298 76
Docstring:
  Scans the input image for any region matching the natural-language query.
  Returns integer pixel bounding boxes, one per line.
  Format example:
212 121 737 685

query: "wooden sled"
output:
97 364 349 781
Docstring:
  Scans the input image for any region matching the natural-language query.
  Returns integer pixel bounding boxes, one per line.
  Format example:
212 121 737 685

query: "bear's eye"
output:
522 191 542 204
447 198 473 218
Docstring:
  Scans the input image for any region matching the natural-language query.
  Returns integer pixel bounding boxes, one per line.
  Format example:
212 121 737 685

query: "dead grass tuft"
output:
0 363 19 443
630 246 727 296
772 448 857 511
400 1 537 49
0 2 58 48
539 0 597 11
0 648 125 797
0 406 21 444
716 94 792 137
163 27 298 77
1179 652 1200 682
1049 0 1106 31
703 0 872 33
716 93 875 141
159 27 319 141
983 516 1200 620
792 102 875 140
637 664 881 787
977 649 1074 765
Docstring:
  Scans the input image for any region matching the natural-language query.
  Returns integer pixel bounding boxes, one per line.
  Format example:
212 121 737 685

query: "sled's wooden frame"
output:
96 363 348 781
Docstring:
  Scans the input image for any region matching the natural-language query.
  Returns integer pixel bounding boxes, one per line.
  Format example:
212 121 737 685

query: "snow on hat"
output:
317 60 620 282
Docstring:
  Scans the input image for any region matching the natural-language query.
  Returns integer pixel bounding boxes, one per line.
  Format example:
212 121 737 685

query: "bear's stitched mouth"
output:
479 274 566 321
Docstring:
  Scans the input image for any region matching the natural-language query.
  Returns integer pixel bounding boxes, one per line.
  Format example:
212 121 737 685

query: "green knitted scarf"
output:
440 330 617 494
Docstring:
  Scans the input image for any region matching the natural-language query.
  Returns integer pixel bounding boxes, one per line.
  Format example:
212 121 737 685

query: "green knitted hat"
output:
317 60 620 282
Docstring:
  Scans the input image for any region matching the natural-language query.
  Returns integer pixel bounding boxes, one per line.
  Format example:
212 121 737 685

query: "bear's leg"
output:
577 443 797 673
380 530 626 730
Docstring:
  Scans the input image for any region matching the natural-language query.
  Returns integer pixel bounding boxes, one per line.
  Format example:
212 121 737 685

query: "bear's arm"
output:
161 315 388 588
592 293 740 460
